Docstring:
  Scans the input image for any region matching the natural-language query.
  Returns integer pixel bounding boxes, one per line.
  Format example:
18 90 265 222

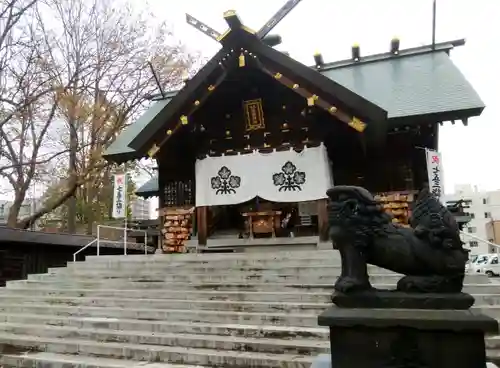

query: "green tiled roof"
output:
135 176 159 198
103 98 172 163
321 52 484 119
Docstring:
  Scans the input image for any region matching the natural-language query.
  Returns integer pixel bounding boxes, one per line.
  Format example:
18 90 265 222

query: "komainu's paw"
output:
334 276 372 293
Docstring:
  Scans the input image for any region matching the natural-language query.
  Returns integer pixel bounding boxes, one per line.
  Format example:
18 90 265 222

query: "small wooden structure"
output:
106 3 484 252
0 227 151 286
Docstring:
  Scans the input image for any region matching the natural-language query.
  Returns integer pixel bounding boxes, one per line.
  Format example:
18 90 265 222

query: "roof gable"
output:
126 27 387 153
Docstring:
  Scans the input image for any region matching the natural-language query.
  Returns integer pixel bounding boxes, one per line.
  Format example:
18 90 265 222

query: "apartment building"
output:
0 198 44 228
444 184 500 255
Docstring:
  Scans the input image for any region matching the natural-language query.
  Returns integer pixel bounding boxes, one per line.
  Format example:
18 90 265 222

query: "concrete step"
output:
0 291 498 308
0 322 330 355
0 304 319 327
486 336 500 349
0 288 331 303
7 279 492 292
0 301 496 328
0 352 203 368
0 295 329 314
475 306 500 319
68 257 342 270
57 264 395 276
0 288 332 303
3 284 499 299
0 333 316 367
25 273 488 285
0 312 328 339
84 249 340 263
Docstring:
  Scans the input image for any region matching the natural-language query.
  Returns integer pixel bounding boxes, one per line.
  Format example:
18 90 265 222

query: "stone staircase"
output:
0 249 498 367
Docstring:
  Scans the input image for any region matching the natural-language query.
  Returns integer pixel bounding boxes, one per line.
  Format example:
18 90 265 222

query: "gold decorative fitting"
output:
239 53 245 67
180 115 188 125
243 98 265 131
307 95 318 106
223 9 236 17
147 144 159 158
329 106 338 113
194 100 200 106
167 129 172 135
292 84 299 89
348 117 367 132
241 25 256 34
274 73 282 79
226 130 231 136
264 143 270 148
208 85 215 91
216 29 230 41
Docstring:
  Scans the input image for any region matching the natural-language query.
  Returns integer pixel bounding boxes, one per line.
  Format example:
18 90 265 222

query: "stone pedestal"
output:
318 307 498 368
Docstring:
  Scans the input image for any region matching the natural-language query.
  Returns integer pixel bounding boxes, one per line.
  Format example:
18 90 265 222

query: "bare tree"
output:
0 0 193 229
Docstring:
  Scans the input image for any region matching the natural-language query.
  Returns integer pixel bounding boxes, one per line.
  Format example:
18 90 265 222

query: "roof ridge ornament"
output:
185 0 303 47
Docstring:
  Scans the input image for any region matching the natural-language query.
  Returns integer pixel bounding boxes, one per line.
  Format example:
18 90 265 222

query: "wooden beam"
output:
185 14 221 41
252 56 367 132
257 0 303 38
317 198 329 242
197 206 208 246
148 60 234 157
223 10 244 30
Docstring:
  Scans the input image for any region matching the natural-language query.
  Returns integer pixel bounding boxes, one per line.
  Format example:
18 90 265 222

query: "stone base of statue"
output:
318 294 498 368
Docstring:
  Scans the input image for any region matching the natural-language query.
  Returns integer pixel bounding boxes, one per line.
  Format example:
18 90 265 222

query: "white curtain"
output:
195 153 257 207
195 144 333 207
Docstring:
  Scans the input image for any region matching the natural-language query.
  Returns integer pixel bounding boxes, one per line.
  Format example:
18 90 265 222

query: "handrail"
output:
460 231 500 251
97 224 148 257
73 238 97 262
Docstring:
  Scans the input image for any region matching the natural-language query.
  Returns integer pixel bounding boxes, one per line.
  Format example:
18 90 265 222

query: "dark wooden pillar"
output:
317 199 329 242
197 206 208 246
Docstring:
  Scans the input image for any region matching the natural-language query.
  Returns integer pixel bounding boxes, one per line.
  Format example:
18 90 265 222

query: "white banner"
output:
425 149 444 203
112 173 127 218
195 144 333 207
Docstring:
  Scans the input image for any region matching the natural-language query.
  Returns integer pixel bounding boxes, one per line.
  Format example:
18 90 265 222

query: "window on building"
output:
470 213 475 219
485 212 492 219
483 198 488 205
469 241 479 248
468 227 476 233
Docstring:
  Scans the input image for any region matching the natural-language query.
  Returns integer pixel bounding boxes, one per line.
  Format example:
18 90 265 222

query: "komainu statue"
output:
327 186 469 295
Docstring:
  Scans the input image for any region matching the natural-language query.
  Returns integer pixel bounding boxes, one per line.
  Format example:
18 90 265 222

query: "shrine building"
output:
103 9 484 252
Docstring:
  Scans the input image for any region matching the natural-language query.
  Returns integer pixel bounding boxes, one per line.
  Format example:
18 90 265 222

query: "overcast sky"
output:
146 0 499 194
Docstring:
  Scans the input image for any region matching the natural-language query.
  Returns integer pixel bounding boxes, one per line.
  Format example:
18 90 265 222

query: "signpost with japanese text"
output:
425 149 445 203
112 173 127 219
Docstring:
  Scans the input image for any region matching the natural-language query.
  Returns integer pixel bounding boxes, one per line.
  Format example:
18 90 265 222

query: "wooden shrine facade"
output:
105 4 485 252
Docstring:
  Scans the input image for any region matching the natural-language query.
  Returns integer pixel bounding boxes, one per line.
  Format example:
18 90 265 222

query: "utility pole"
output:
431 0 437 49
